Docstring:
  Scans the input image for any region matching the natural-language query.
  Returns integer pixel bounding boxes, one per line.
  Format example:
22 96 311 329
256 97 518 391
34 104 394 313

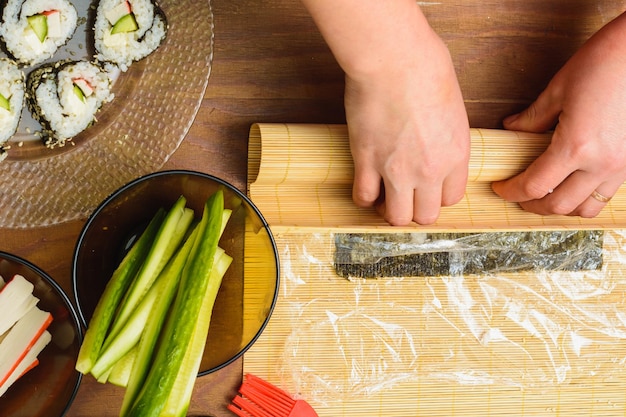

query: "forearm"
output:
300 0 438 80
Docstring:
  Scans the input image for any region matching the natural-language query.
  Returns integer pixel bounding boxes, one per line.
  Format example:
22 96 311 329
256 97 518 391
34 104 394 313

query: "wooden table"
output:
1 1 623 415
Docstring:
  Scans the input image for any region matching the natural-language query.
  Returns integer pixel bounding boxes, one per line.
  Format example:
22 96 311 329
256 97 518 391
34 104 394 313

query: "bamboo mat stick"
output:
248 123 626 231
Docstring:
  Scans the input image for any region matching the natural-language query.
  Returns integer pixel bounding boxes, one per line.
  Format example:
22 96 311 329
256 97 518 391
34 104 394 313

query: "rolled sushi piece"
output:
0 0 78 66
0 58 25 161
26 60 114 148
95 0 168 71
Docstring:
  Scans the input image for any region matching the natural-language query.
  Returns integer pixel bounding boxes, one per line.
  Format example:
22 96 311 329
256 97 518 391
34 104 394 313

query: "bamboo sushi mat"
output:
247 123 626 232
243 124 626 416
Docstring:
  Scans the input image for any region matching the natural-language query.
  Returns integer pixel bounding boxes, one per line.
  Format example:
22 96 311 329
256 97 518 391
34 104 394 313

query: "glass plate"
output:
0 0 214 229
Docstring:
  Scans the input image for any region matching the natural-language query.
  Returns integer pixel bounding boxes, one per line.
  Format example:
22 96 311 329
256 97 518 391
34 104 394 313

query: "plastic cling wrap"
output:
334 231 604 278
263 230 626 404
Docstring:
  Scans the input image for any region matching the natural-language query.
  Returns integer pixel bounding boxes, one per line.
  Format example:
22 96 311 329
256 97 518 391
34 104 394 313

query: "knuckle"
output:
566 140 595 162
577 206 602 219
546 199 577 216
525 102 539 122
550 203 574 216
442 190 465 207
520 180 548 200
564 136 624 173
353 189 378 207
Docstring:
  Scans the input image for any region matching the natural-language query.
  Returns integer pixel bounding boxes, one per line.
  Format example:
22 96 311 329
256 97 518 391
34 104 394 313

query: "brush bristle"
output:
228 374 319 417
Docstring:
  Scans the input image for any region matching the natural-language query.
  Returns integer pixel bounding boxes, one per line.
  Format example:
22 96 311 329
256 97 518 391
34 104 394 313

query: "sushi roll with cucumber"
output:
0 58 25 160
94 0 168 71
0 0 78 66
26 60 114 148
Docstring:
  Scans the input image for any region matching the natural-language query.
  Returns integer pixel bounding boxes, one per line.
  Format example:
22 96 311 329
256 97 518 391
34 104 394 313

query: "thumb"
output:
503 88 562 133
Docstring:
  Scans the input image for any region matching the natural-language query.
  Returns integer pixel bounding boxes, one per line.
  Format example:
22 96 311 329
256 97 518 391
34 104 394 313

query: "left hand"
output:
492 12 626 217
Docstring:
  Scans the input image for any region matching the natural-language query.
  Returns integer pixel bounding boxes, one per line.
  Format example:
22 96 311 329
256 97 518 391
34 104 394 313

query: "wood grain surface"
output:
0 1 623 415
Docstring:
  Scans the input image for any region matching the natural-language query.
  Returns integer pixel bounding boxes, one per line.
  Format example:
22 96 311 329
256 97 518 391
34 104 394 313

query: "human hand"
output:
492 13 626 217
345 31 470 226
300 0 470 226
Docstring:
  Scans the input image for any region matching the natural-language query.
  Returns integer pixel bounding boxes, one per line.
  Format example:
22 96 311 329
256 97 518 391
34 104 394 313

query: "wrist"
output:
303 0 439 79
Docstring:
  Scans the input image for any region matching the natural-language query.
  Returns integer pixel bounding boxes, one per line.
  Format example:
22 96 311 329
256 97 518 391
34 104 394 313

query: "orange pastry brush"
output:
228 374 318 417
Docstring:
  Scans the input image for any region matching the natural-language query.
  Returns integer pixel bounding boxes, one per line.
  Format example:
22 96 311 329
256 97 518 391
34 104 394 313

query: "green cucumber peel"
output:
119 224 199 416
111 13 139 34
125 190 224 417
27 14 47 42
75 208 166 374
95 219 198 381
89 282 159 379
160 249 233 417
73 84 86 102
110 197 192 338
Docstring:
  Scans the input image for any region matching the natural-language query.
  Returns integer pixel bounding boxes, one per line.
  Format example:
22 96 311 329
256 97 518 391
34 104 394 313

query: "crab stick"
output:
0 331 51 396
0 274 39 336
0 306 52 388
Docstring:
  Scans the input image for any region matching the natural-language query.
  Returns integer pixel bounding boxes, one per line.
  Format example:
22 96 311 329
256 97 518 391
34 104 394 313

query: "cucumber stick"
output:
89 282 159 379
109 198 193 337
220 209 232 236
75 208 166 374
96 367 112 384
125 190 224 417
97 220 201 383
91 213 193 380
108 344 138 387
119 226 200 416
160 249 233 417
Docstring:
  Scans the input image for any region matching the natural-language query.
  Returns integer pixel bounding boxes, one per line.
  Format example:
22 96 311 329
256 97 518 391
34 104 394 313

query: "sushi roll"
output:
0 58 25 161
0 0 78 66
26 60 114 148
94 0 168 71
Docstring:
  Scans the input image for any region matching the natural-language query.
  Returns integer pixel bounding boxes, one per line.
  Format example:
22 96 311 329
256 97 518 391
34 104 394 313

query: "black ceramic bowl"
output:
71 170 279 375
0 252 83 417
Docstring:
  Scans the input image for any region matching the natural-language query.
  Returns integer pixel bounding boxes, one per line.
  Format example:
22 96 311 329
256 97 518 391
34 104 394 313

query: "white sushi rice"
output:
0 59 25 146
95 0 167 71
32 61 113 145
0 0 78 65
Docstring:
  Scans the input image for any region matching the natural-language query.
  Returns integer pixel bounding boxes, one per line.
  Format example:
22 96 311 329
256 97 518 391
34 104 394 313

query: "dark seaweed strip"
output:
25 62 58 142
334 231 604 279
139 1 169 43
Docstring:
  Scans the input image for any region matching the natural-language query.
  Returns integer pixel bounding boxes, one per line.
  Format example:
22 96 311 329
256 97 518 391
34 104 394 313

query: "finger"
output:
574 181 622 218
515 170 598 215
503 87 561 133
492 142 576 203
441 164 468 207
413 183 443 225
378 181 417 226
352 164 382 208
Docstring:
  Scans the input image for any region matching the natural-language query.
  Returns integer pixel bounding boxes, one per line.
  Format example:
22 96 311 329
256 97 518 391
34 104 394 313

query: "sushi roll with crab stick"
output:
26 60 114 148
0 0 78 66
95 0 168 71
0 58 25 161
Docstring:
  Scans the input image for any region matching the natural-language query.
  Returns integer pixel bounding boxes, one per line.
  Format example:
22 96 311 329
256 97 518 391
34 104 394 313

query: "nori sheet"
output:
334 230 604 278
25 60 74 147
